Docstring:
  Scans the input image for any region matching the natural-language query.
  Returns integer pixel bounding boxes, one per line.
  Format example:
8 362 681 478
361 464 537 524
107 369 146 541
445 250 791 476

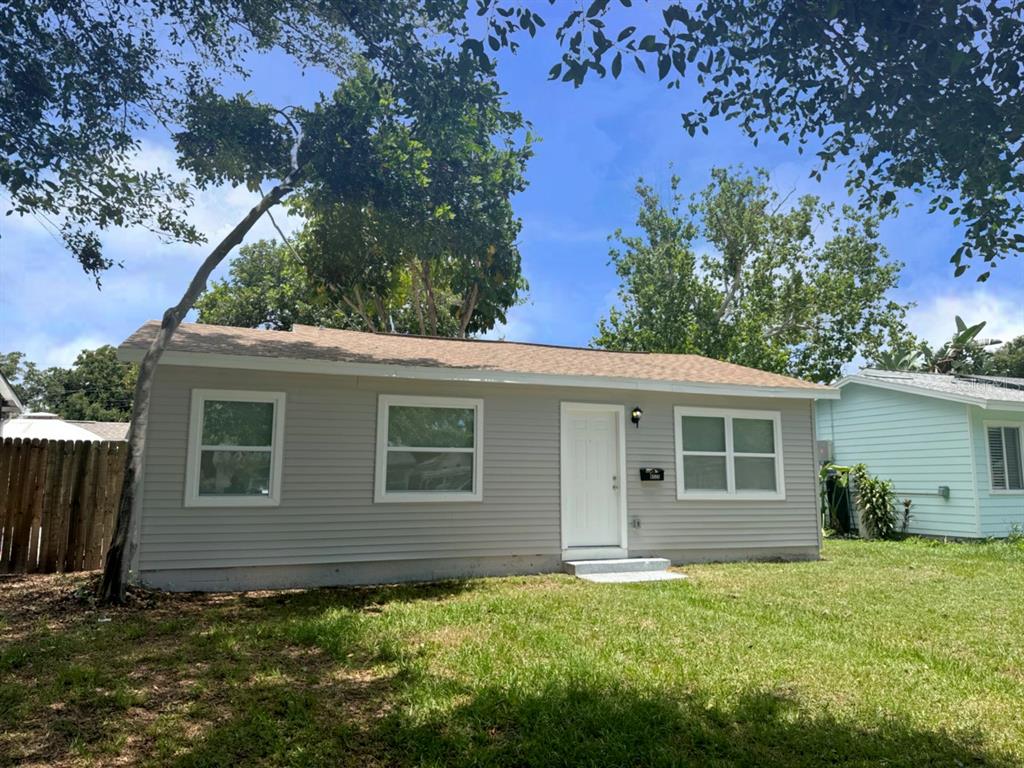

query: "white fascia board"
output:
117 347 838 400
980 399 1024 412
835 375 1024 411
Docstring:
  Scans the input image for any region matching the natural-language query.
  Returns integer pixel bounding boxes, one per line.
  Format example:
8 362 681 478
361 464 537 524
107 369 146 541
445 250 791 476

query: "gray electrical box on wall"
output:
639 467 664 481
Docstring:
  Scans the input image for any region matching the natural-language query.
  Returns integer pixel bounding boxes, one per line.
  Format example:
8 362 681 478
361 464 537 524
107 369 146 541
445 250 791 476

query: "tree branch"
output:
458 283 480 337
99 167 300 604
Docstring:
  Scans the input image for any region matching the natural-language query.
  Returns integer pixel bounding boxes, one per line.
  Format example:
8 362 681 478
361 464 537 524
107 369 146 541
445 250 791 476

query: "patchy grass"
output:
2 538 1023 767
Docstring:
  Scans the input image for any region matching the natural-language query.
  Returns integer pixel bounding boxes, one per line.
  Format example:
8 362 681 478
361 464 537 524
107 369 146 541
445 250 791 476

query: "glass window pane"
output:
683 455 728 491
735 456 777 491
385 450 474 493
733 418 775 453
199 450 272 496
681 416 726 452
202 400 274 446
388 405 474 448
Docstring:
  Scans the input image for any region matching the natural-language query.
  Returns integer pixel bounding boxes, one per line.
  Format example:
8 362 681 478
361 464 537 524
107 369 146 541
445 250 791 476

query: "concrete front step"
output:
563 557 671 576
577 570 687 583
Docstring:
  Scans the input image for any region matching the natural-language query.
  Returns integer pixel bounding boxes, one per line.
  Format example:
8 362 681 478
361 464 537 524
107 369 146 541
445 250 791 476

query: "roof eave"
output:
118 347 837 400
836 375 1024 410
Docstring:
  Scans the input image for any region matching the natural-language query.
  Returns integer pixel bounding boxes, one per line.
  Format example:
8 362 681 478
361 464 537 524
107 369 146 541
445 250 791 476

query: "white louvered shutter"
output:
988 427 1007 491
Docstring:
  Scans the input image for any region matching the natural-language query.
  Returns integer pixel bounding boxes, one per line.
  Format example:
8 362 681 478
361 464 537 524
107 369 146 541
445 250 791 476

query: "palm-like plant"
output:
871 316 1000 374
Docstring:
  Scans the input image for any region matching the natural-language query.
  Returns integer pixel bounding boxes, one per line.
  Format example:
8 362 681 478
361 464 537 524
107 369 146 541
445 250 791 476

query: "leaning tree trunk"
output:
99 176 297 604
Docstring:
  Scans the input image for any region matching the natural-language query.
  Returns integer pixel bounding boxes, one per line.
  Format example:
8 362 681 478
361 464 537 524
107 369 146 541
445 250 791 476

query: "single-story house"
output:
0 412 124 441
118 321 837 591
0 371 24 421
817 369 1024 538
69 420 130 441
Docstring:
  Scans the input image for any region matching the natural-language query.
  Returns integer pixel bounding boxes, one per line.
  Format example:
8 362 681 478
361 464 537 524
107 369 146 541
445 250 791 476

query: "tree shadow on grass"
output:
235 578 480 613
0 577 477 766
175 677 1016 768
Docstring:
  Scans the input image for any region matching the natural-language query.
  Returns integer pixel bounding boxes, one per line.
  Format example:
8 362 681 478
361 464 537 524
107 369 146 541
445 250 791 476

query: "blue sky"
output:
2 26 1023 370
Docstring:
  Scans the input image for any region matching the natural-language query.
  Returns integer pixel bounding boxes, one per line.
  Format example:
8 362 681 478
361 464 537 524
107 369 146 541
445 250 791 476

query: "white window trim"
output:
184 389 286 507
983 421 1024 494
673 406 786 501
375 394 484 503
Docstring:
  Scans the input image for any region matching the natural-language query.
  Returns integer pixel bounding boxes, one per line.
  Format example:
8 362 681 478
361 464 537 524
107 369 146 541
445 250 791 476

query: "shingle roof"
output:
68 421 130 440
846 369 1024 405
120 321 831 395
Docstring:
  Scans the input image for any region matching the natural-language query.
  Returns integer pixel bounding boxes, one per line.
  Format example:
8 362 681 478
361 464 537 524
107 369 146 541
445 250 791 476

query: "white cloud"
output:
906 289 1024 348
19 333 112 369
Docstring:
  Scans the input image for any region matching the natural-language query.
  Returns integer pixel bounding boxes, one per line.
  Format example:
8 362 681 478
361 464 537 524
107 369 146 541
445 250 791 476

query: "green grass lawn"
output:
2 537 1023 767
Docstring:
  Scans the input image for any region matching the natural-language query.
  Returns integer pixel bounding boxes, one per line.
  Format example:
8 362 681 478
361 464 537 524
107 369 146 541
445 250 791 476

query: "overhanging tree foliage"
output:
595 167 910 382
2 1 468 275
4 1 520 602
477 0 1024 279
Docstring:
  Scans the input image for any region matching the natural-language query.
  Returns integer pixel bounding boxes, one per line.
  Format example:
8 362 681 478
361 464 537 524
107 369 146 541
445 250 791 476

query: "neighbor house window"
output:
987 424 1024 492
673 407 785 500
375 395 483 503
185 389 286 507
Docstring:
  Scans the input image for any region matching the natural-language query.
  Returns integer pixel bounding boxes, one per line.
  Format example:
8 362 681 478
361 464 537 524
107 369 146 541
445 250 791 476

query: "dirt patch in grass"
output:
1 573 410 767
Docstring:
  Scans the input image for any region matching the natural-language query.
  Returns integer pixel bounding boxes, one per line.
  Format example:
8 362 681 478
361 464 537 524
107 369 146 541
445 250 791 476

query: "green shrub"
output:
852 464 897 539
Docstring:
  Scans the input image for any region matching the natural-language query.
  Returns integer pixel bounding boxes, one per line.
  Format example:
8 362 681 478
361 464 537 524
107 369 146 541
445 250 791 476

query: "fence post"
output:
0 438 13 569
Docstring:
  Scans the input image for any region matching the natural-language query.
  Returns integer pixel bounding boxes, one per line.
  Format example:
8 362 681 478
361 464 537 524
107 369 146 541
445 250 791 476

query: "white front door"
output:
561 404 625 552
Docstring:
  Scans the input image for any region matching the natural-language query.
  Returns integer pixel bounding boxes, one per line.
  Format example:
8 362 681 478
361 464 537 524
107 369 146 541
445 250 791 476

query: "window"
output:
987 424 1024 492
673 407 785 500
185 389 286 507
375 395 483 502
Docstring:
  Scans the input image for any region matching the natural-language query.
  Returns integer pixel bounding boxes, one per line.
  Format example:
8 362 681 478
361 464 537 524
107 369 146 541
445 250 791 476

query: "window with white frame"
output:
185 389 286 506
375 395 483 502
673 407 784 500
987 424 1024 492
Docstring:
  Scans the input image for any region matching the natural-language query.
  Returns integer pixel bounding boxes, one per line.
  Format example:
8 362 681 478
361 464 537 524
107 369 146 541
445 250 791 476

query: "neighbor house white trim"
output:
184 389 286 507
673 406 786 501
964 405 983 535
117 349 838 401
559 402 629 557
983 420 1024 494
834 375 1024 411
374 394 484 503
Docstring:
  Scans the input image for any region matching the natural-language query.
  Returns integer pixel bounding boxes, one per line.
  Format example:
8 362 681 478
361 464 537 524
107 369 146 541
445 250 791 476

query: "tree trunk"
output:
410 264 426 335
458 283 480 338
421 259 439 336
369 295 386 332
342 290 376 332
98 176 297 604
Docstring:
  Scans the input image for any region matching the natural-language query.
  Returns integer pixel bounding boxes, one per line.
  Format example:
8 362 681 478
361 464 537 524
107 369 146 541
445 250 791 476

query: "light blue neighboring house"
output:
816 369 1024 538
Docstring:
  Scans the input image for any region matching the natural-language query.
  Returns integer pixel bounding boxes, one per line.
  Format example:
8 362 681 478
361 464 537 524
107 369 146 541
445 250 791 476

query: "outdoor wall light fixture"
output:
631 407 643 428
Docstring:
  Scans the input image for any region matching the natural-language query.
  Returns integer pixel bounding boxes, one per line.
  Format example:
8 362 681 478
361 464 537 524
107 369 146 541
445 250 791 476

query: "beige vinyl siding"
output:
625 397 817 551
137 365 819 572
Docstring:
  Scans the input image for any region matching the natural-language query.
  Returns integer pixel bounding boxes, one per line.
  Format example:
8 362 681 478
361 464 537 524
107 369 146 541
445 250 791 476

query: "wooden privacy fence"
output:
0 438 127 573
